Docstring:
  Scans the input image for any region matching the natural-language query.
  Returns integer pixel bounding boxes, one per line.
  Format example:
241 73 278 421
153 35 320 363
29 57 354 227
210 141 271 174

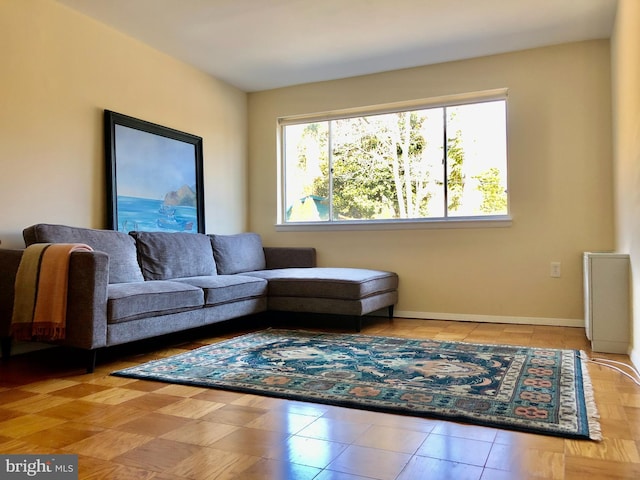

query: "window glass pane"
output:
283 123 330 221
331 114 398 220
417 108 446 218
446 101 508 217
331 109 446 221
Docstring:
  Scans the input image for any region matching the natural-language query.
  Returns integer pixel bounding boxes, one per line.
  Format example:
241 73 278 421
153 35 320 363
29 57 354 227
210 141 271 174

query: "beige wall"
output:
612 0 640 366
248 40 614 324
0 0 248 248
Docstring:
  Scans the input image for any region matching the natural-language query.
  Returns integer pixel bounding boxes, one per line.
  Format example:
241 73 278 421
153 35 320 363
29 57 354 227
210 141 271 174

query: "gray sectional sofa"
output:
0 224 398 372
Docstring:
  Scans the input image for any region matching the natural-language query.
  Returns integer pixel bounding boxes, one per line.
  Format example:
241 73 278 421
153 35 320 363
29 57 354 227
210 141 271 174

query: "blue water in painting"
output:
117 196 198 233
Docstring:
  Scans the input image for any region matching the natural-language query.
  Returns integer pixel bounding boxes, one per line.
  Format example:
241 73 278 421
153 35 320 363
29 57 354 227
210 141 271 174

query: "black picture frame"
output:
104 110 205 233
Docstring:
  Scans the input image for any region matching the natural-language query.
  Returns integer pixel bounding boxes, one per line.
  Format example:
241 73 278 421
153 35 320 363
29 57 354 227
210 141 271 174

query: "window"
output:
279 91 508 227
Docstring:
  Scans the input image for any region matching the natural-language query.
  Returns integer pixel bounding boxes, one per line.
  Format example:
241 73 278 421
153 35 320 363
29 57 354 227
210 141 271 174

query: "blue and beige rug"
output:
112 329 601 440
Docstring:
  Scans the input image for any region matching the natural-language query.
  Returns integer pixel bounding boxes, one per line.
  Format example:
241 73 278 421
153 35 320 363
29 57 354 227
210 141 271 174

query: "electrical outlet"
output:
550 261 561 278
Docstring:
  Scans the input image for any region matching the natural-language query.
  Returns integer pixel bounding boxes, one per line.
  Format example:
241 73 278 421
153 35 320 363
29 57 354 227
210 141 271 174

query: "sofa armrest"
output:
263 247 317 269
63 250 109 350
0 249 24 338
0 249 110 350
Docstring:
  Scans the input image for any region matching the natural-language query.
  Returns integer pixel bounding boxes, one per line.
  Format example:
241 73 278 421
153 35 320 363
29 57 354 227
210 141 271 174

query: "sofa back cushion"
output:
210 233 266 274
131 231 217 280
23 224 144 284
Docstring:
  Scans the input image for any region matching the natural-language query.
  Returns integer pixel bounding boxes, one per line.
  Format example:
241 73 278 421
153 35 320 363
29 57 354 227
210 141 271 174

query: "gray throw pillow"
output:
23 223 144 284
210 233 266 274
131 231 217 280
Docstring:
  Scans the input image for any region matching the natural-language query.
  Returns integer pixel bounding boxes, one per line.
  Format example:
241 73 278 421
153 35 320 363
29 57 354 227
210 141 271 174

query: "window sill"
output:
275 215 512 231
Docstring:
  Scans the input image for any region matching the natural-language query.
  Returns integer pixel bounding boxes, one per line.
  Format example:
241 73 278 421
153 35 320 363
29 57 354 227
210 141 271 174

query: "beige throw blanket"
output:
11 243 93 341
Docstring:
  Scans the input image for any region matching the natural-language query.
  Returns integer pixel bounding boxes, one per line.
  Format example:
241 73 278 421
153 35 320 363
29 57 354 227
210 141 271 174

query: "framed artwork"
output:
104 110 205 233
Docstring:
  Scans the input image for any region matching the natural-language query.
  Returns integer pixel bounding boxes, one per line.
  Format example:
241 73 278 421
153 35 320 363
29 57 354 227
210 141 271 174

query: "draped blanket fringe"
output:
11 243 93 341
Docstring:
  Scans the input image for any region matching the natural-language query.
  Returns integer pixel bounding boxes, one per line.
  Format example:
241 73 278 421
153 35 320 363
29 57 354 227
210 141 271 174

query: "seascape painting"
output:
105 111 205 233
116 195 197 234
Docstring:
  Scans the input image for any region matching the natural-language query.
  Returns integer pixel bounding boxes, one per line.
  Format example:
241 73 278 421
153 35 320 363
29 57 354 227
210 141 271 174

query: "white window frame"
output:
277 89 511 231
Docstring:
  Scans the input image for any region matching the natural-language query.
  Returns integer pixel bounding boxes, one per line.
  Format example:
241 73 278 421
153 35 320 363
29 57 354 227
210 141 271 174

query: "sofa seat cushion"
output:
131 232 217 280
107 281 204 324
174 275 267 306
23 223 144 284
245 267 398 300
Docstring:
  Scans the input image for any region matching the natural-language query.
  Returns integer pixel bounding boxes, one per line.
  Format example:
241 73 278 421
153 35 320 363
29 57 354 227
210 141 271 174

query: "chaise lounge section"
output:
0 224 398 372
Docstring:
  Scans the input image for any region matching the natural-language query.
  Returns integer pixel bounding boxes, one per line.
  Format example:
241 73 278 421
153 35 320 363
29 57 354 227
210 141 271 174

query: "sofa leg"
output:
355 316 362 332
1 336 11 360
388 305 395 320
86 349 97 374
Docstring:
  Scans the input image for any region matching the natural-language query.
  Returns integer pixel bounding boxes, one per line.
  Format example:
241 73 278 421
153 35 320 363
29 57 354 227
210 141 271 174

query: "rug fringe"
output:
579 350 602 441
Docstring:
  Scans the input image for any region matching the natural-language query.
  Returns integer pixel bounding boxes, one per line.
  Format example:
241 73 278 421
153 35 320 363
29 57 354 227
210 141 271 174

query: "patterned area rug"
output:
112 329 601 440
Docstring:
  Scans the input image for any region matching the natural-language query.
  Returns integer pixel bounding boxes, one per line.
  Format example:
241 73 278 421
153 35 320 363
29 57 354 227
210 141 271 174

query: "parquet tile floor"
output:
1 317 639 479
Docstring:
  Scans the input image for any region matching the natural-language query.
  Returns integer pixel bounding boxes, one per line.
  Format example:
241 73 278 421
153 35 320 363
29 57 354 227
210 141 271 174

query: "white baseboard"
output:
393 310 584 328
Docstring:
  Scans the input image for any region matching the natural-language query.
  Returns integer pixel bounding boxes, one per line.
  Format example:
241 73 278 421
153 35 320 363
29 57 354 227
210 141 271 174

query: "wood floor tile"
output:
230 457 321 480
209 426 291 459
86 375 137 388
168 447 260 480
19 378 80 393
619 393 640 408
156 397 225 419
0 413 67 438
39 399 106 420
19 421 104 449
431 420 498 442
565 437 640 463
113 437 202 472
244 410 319 434
118 379 169 392
78 453 159 480
49 382 112 398
0 438 52 454
230 392 292 409
564 455 640 479
73 404 147 428
117 412 194 437
0 388 37 404
314 470 378 480
396 455 483 480
81 386 149 405
0 407 23 422
64 429 153 460
270 399 330 418
191 388 245 404
200 403 269 426
352 424 428 454
522 450 565 479
327 444 411 480
153 384 209 398
625 407 640 439
479 468 514 480
296 416 372 444
75 455 123 480
284 435 349 469
415 433 493 466
354 412 438 434
160 419 238 446
3 392 73 413
486 444 565 479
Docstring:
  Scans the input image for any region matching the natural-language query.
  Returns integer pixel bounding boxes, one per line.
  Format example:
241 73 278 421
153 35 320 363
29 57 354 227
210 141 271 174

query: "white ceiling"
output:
55 0 618 92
